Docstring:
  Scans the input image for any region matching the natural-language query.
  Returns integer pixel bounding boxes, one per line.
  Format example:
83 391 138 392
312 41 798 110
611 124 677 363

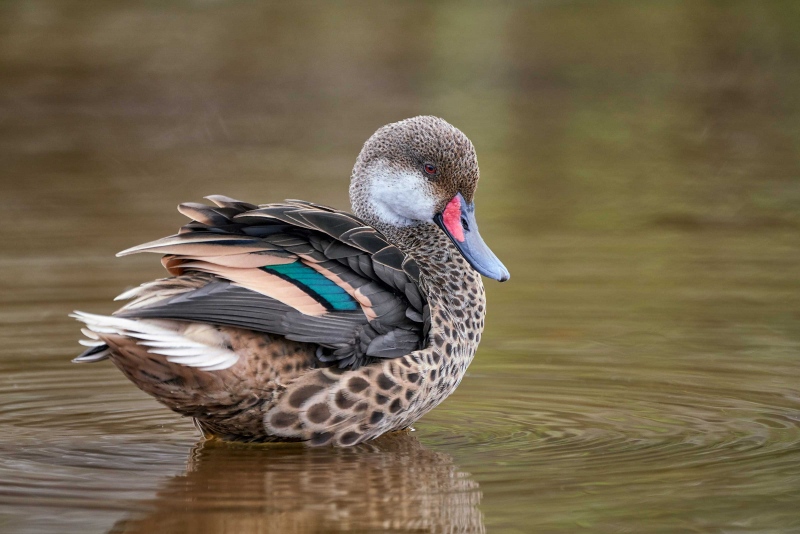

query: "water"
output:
1 1 799 532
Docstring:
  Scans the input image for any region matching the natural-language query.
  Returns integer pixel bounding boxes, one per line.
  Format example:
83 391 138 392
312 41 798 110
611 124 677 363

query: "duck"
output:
72 115 509 447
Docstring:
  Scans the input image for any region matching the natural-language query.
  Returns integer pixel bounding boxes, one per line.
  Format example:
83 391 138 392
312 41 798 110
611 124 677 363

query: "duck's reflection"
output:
111 431 484 534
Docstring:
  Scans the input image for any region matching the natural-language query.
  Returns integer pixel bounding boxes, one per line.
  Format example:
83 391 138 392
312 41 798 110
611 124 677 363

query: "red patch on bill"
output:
443 195 465 242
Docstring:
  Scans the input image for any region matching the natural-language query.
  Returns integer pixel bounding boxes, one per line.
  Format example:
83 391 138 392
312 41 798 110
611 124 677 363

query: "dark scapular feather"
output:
116 197 430 369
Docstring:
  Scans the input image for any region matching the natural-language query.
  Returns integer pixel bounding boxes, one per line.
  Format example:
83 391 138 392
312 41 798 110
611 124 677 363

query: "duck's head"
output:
350 116 509 282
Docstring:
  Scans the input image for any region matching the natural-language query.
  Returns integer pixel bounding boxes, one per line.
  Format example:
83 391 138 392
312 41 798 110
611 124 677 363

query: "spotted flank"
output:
262 262 358 311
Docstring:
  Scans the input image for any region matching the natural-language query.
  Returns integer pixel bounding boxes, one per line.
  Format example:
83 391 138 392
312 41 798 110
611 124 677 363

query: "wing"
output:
114 195 430 369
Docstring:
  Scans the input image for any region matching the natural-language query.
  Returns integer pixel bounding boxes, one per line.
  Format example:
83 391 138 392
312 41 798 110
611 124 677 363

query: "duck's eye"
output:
423 163 437 175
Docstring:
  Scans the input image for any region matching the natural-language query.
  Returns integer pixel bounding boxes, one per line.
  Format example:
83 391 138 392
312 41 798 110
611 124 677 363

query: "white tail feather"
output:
71 311 239 371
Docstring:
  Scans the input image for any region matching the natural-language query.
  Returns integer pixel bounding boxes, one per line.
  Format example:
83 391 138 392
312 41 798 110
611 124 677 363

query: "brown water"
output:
1 1 800 532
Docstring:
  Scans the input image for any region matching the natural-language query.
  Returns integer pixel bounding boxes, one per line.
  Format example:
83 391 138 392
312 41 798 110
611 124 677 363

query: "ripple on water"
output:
422 366 800 508
2 343 800 533
0 381 188 527
0 362 486 533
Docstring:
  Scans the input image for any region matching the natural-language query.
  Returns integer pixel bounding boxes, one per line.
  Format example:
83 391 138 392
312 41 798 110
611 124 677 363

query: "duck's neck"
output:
380 222 486 326
382 221 487 417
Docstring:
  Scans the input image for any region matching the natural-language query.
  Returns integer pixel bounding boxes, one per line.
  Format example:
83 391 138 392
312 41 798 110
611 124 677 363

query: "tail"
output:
73 321 112 362
70 311 240 371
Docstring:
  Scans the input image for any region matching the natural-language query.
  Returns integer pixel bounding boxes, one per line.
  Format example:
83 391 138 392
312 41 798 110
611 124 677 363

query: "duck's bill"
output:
434 193 510 282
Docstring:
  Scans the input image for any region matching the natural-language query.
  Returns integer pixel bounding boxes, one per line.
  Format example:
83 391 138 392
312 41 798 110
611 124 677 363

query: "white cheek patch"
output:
367 162 436 226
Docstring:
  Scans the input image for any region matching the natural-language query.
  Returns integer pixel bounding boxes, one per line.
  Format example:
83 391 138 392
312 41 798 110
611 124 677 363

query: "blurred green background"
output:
1 1 799 533
3 1 799 240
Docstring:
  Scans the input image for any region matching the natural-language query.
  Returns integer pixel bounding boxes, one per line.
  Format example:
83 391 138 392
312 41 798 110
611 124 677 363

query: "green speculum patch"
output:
262 262 359 311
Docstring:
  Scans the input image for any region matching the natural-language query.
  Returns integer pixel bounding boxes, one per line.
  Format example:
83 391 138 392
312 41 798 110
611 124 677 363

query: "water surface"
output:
1 1 799 532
